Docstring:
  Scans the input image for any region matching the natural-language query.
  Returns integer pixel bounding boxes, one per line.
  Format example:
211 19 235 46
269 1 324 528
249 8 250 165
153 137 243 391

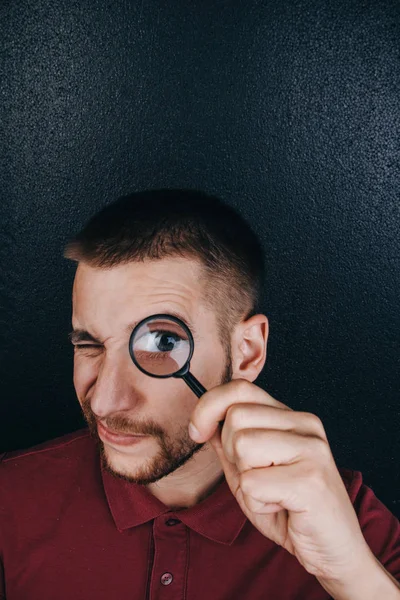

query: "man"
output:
0 189 399 599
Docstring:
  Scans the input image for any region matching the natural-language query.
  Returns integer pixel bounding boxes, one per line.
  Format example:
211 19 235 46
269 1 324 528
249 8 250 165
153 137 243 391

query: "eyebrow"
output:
68 310 198 344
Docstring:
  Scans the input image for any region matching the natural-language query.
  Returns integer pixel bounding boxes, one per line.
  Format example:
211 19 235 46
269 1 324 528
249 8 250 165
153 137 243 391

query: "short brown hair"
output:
64 189 265 351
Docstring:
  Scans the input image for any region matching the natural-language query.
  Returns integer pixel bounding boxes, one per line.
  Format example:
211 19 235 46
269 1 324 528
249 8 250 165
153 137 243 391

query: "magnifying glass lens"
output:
130 318 191 376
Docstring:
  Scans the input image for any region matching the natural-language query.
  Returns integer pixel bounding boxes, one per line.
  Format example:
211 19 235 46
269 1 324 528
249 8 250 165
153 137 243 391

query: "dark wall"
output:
1 0 399 518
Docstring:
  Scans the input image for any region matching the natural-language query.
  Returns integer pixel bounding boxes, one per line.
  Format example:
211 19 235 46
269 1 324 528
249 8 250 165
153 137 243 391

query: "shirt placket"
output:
148 514 188 599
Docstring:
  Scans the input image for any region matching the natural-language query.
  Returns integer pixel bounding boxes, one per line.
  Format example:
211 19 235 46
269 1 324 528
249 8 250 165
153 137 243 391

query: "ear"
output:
231 314 269 382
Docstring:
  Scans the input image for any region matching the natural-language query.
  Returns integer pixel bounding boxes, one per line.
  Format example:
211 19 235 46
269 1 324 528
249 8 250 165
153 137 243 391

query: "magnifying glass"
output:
128 314 207 398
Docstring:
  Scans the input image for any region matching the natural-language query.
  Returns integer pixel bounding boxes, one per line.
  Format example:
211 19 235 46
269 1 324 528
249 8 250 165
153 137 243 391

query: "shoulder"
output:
337 467 365 500
0 428 93 487
0 428 91 463
338 466 400 579
337 466 396 520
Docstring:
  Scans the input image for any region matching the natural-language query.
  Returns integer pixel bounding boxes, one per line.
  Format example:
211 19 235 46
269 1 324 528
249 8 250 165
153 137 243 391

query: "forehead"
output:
72 257 207 329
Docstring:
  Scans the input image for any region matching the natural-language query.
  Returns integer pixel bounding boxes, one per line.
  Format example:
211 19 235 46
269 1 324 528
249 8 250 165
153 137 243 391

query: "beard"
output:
81 352 233 486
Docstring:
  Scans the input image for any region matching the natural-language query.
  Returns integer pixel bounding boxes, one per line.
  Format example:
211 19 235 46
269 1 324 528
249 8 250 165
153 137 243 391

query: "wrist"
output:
317 546 400 600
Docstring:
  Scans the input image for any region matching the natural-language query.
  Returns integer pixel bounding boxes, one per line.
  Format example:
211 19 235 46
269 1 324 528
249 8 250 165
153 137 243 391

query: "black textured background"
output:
1 0 399 518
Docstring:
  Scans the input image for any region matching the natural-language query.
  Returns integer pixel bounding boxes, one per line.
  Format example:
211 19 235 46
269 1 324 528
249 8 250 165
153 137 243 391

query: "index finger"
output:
189 378 293 442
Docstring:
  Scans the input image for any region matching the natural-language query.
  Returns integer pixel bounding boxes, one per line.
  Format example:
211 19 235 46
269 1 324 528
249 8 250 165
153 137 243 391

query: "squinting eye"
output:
75 344 101 350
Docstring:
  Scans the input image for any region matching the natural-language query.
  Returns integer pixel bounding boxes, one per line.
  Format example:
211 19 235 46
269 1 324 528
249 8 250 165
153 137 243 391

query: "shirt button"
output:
165 518 181 526
161 572 173 585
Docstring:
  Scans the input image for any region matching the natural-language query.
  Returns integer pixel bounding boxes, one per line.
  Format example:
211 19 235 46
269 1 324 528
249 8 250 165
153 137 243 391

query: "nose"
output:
90 349 143 420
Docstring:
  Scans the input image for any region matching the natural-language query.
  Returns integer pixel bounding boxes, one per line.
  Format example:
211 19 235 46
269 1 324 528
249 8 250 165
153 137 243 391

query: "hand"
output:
188 379 372 582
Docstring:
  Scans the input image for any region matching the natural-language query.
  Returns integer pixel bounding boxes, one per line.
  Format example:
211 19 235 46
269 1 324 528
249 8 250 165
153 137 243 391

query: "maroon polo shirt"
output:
0 428 399 599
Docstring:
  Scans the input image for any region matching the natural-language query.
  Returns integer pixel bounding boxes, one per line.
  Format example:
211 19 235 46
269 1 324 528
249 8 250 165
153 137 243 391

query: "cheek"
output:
191 344 227 388
73 356 99 402
155 380 199 426
72 354 200 421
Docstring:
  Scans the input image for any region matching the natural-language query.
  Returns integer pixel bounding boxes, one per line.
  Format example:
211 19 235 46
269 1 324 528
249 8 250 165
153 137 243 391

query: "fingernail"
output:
189 422 201 440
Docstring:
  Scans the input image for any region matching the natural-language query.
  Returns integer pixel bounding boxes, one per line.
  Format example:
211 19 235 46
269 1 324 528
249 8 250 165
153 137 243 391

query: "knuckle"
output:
307 436 331 463
226 404 246 429
240 469 254 493
233 428 248 455
306 411 323 430
304 412 327 438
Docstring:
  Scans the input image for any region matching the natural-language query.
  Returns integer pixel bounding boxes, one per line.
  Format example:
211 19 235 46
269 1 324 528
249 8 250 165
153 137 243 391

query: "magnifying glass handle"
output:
181 371 207 398
181 371 225 432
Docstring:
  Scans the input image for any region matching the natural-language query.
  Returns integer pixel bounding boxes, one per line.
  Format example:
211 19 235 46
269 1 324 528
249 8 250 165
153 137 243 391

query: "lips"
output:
97 421 149 446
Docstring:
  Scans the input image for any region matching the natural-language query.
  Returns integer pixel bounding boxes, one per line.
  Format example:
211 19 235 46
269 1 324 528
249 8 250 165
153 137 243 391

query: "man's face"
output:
71 256 232 485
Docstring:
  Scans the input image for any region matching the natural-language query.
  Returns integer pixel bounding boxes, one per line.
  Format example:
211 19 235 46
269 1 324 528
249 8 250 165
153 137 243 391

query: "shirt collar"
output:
100 456 247 545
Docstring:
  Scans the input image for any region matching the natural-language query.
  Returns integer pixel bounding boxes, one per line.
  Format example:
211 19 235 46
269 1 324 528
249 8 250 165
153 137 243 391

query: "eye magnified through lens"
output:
128 314 207 398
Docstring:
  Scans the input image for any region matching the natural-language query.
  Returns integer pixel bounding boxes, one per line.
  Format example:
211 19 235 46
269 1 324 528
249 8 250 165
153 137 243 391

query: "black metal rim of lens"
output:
128 313 195 378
